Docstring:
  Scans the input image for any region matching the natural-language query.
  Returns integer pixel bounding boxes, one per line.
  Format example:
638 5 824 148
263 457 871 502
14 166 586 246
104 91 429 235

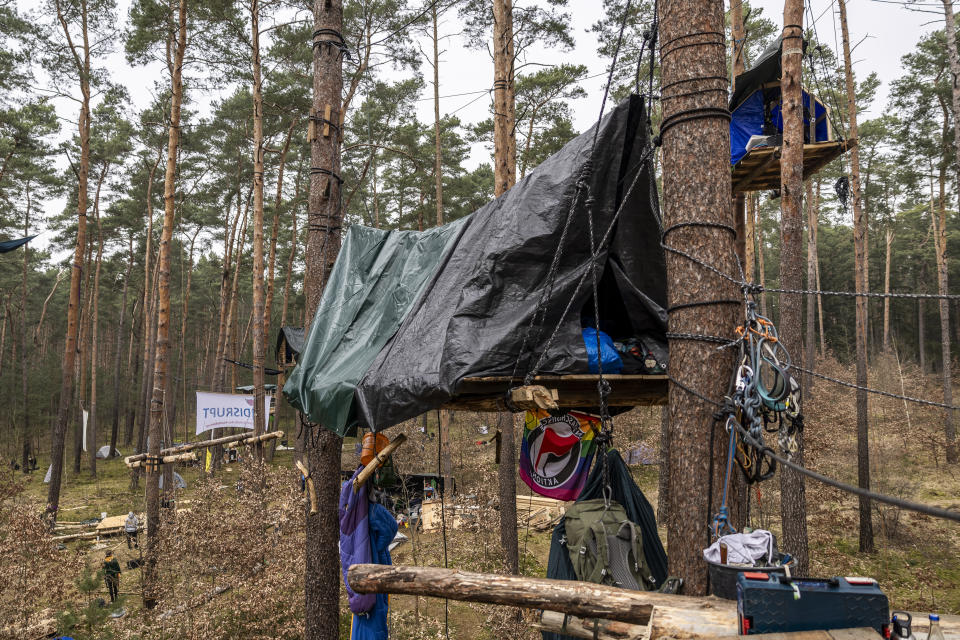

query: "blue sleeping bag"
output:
583 327 622 374
349 502 398 640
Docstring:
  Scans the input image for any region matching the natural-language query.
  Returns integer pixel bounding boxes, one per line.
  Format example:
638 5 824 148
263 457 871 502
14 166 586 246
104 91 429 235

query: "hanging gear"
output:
563 498 656 591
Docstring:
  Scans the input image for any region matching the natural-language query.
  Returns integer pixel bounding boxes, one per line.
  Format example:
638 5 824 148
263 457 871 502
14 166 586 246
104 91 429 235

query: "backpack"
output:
562 498 655 590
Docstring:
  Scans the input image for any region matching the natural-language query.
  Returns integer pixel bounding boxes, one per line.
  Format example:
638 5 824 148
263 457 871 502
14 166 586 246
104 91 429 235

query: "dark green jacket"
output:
103 557 121 578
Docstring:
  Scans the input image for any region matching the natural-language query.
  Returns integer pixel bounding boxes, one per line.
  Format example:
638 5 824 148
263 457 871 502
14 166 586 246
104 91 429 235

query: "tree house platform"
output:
441 374 668 412
731 139 856 194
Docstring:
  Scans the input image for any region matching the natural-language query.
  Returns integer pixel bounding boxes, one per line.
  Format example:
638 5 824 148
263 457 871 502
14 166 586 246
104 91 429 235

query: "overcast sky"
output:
23 0 943 253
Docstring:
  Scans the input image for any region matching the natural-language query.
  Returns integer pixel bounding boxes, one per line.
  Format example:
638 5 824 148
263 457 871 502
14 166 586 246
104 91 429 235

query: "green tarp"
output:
283 222 467 433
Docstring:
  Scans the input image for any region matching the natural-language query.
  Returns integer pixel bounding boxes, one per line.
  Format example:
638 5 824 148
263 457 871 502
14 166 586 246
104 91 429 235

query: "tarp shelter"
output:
96 445 121 459
276 326 305 363
285 95 666 436
729 36 829 166
158 472 186 490
0 235 37 253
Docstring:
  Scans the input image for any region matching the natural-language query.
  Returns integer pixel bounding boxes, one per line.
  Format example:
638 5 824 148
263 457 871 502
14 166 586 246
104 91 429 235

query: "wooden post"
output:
778 1 810 574
659 0 739 593
124 430 283 464
306 1 345 637
838 0 874 553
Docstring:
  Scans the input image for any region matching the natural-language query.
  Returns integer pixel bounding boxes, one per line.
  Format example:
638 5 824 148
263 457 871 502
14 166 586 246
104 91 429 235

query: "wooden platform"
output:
442 374 668 412
731 139 856 194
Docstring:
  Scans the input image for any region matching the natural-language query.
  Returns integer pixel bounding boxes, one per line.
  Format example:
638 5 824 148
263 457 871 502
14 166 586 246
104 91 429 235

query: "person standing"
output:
103 551 121 602
124 511 139 549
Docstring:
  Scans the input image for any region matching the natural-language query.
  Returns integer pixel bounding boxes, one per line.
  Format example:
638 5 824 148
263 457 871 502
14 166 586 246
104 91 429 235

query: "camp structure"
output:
285 95 667 437
729 36 854 193
158 472 187 490
276 326 305 365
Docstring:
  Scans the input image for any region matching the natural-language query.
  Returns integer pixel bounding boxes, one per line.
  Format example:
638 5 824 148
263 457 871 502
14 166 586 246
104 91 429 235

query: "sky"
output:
21 0 945 254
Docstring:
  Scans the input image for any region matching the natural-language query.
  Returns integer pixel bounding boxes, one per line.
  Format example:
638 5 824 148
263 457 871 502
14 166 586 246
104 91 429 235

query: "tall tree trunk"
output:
815 182 826 355
805 179 817 392
660 0 738 593
47 0 92 519
493 0 520 579
919 296 927 373
933 151 956 462
88 164 107 475
75 238 94 473
757 193 768 316
111 240 133 456
171 229 198 445
882 227 893 352
305 1 345 637
251 0 267 462
838 0 874 553
144 0 187 607
493 0 517 196
20 184 32 472
778 6 809 575
264 118 297 353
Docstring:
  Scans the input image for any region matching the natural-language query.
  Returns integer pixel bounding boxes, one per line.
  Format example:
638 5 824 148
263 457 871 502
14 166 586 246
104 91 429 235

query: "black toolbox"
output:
736 572 888 635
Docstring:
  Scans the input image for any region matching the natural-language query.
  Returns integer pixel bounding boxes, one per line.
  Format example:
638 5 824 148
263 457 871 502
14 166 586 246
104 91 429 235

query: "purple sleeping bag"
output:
339 467 376 613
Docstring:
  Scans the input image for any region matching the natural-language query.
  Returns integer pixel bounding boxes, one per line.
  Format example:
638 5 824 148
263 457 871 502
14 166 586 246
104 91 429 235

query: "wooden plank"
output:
445 374 668 412
510 385 559 411
647 596 739 638
731 140 857 194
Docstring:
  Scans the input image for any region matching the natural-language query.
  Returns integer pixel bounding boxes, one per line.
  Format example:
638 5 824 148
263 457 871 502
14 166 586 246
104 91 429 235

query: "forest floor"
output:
5 355 960 638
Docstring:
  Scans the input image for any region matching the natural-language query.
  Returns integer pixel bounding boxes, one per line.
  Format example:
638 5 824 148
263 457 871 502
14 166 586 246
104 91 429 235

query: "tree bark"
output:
778 5 810 573
882 227 893 352
805 178 817 392
933 163 956 462
111 239 133 456
251 0 267 462
305 1 345 637
814 182 826 355
942 0 960 461
88 164 107 475
659 0 738 593
493 0 517 196
20 184 32 472
838 0 874 553
919 296 926 373
657 407 669 525
144 0 187 606
264 118 297 353
47 0 92 519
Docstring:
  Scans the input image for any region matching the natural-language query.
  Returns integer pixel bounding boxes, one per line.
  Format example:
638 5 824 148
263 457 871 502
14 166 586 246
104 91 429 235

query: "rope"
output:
732 420 960 524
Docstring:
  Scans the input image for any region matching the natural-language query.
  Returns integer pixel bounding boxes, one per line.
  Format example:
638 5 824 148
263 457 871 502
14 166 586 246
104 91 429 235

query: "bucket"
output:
360 432 389 466
705 553 793 600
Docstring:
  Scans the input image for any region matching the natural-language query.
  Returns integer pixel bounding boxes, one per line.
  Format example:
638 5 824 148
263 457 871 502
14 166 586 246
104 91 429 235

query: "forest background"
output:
0 0 959 636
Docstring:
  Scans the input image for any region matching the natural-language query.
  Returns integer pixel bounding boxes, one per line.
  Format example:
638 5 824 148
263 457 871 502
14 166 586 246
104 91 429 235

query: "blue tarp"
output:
730 89 829 165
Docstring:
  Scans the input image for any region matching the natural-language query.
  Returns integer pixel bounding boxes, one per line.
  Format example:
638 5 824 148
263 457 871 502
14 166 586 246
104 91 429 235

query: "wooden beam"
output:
509 385 559 411
444 374 668 411
295 459 318 515
733 148 781 193
347 564 734 626
353 434 406 491
123 430 284 465
127 451 197 469
537 610 647 640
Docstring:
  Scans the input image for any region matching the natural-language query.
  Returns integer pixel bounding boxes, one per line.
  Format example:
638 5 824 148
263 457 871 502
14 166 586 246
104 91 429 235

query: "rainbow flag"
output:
519 409 598 501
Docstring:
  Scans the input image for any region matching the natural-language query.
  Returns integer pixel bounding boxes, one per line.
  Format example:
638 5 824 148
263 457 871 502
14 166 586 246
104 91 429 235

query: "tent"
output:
159 472 187 490
96 445 121 459
285 95 665 436
729 36 830 166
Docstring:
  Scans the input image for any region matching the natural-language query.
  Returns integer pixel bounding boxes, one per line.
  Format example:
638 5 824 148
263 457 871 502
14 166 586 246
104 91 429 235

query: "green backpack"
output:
563 498 655 590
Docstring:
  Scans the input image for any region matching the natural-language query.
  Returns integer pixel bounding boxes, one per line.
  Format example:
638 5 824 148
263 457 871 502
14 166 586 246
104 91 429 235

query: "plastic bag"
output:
582 327 622 374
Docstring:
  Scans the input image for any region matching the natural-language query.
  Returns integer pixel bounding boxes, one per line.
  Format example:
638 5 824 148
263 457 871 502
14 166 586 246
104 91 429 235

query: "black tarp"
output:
542 449 668 640
285 95 666 435
276 326 305 362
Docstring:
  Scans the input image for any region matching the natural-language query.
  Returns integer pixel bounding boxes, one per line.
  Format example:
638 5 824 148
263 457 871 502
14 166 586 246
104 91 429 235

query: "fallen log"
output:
124 430 284 465
126 452 197 469
353 434 406 491
347 564 733 626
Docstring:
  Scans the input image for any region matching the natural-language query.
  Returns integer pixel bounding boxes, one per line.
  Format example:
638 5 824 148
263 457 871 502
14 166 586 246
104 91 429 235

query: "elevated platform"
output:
731 139 856 194
442 374 668 412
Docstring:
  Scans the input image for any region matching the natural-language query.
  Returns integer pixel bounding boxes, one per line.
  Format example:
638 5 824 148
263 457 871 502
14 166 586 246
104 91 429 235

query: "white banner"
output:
195 391 272 435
